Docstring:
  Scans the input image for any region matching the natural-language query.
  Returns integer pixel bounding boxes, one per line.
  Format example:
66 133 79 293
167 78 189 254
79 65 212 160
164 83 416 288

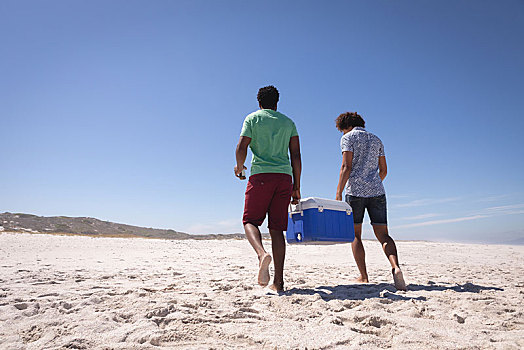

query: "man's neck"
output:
259 105 277 111
343 126 365 134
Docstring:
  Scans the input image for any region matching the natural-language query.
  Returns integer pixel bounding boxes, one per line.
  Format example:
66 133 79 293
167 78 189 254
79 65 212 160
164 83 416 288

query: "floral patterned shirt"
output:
340 127 386 197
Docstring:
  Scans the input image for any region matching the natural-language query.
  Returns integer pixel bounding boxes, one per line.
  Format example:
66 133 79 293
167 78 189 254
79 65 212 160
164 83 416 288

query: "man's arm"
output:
234 136 251 177
336 151 353 201
378 156 387 181
289 136 301 204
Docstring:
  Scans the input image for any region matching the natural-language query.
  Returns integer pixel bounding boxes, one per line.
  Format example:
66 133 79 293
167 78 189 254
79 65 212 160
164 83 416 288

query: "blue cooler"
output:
286 197 355 244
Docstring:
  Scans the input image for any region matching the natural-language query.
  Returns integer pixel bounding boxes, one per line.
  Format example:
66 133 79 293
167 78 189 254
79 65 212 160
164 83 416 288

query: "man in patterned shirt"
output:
335 112 406 291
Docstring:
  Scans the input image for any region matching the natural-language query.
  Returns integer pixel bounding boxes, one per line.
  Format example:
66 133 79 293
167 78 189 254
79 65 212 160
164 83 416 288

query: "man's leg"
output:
373 224 406 290
368 194 406 290
243 223 272 287
371 225 400 269
243 175 272 286
244 223 267 259
268 229 285 292
352 224 368 283
267 174 292 292
348 195 367 282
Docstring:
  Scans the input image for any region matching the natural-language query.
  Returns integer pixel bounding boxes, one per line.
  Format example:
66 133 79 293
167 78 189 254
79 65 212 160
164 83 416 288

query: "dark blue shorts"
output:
346 194 387 225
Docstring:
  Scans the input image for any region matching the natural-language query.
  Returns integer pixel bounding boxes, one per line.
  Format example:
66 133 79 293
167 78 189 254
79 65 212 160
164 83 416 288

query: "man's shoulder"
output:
353 128 381 140
369 131 383 144
267 109 294 122
343 129 383 143
343 129 362 140
244 110 262 120
366 132 385 151
247 110 295 125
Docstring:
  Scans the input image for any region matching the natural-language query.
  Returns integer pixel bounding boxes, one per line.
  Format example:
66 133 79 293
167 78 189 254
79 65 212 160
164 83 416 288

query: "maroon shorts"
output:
243 173 293 231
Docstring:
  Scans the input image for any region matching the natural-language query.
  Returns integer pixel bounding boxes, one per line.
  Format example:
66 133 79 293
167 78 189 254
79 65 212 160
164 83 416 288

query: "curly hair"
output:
257 85 279 109
335 112 365 131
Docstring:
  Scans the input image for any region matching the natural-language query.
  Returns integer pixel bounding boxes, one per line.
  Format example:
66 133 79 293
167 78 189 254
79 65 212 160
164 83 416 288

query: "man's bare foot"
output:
392 267 407 291
353 276 369 283
269 282 284 293
257 253 272 287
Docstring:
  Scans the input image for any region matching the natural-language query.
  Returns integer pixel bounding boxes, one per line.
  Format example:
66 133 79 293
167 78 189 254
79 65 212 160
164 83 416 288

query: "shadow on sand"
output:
283 282 503 301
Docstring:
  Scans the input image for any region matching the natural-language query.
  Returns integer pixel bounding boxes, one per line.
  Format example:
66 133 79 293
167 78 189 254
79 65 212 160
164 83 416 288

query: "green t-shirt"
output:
240 109 299 176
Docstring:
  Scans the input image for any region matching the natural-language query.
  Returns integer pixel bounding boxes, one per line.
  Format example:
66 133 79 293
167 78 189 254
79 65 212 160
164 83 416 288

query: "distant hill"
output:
0 212 245 240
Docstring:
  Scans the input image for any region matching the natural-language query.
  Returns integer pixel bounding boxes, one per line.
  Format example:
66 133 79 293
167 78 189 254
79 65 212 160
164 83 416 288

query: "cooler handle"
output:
288 201 304 217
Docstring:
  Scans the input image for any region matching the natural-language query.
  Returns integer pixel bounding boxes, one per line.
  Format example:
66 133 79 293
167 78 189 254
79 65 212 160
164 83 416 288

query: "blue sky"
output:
1 1 523 244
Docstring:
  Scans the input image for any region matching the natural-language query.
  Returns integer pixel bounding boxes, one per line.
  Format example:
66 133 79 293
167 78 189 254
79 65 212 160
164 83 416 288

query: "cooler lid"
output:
295 197 351 212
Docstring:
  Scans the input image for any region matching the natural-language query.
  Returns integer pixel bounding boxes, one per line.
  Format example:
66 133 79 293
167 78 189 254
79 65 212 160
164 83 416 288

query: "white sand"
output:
0 232 522 349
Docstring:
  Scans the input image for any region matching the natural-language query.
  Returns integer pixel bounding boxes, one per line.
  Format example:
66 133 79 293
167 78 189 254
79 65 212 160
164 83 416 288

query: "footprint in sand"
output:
292 278 306 285
14 302 40 316
327 300 345 312
14 302 28 310
38 292 60 298
366 315 393 329
409 305 429 318
60 301 73 310
226 309 264 321
238 307 260 314
62 338 92 349
112 312 133 323
330 316 345 325
82 296 103 305
146 305 176 318
214 283 234 291
233 300 254 308
20 325 44 343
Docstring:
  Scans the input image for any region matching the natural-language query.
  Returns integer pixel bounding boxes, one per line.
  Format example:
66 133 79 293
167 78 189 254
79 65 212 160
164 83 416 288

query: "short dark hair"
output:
257 85 279 109
335 112 365 131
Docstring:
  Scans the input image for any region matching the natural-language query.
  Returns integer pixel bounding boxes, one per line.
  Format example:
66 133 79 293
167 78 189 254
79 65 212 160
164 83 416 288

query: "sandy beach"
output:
0 232 522 349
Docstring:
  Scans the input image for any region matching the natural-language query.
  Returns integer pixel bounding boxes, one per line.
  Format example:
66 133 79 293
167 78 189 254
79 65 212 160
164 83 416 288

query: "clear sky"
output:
1 0 523 244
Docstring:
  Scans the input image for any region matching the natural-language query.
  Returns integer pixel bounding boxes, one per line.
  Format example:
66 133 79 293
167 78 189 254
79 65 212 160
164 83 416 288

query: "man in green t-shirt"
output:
234 85 301 292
